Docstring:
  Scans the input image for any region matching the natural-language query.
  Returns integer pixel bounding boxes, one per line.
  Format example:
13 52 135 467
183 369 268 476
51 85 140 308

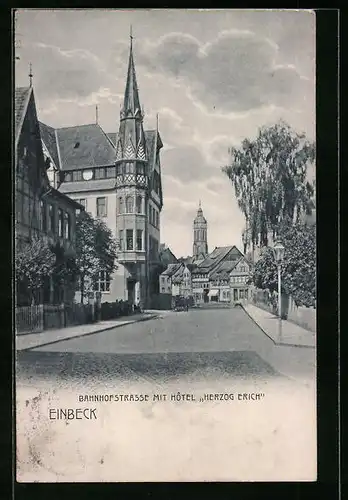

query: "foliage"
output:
222 120 315 247
16 237 56 304
252 219 316 307
75 211 118 303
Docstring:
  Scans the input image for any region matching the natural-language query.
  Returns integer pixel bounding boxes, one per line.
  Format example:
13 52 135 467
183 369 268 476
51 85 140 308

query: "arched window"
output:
136 195 142 214
126 196 134 213
118 197 124 214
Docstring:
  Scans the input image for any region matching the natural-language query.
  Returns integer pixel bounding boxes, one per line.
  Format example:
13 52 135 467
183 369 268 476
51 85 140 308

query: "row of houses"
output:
159 245 252 306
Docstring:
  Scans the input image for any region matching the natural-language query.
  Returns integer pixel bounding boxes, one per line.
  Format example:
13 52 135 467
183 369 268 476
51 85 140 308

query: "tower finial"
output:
199 199 201 208
156 112 159 131
95 104 99 125
29 62 33 87
130 25 133 46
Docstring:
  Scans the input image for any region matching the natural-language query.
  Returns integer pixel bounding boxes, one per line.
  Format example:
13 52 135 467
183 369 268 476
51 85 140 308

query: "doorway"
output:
203 289 209 303
127 279 136 305
233 288 238 301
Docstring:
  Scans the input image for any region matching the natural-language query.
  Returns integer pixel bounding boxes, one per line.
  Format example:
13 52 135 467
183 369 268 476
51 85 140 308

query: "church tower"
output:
193 201 208 259
115 29 163 307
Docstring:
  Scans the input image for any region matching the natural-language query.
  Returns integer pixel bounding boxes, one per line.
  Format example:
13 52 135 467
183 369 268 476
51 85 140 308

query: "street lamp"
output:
273 240 285 341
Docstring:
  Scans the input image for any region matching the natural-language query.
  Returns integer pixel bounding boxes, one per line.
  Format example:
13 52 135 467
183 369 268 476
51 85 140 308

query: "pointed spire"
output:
95 104 99 124
156 113 159 131
29 62 33 87
199 199 201 208
123 26 141 116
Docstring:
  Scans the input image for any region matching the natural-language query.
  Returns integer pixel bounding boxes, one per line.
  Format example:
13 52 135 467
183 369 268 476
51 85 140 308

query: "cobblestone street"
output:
17 305 315 385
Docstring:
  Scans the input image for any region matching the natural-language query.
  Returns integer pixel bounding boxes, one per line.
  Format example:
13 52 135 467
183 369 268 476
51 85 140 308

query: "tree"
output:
16 237 56 305
75 211 118 303
222 120 315 248
252 218 316 307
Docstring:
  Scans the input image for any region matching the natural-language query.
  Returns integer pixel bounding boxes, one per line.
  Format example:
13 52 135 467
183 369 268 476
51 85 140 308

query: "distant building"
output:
15 86 82 305
192 201 208 261
39 36 163 307
159 263 192 298
210 255 251 304
191 245 243 304
159 244 178 266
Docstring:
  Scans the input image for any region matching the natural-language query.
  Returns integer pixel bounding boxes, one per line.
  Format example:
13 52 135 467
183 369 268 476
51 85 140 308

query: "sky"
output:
15 9 316 258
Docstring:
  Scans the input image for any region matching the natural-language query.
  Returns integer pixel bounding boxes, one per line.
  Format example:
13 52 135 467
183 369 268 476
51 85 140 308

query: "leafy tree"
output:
222 120 315 249
252 218 316 307
75 211 118 303
16 237 56 305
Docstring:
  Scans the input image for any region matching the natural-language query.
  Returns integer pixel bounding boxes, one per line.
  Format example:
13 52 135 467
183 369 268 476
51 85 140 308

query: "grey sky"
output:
15 9 316 258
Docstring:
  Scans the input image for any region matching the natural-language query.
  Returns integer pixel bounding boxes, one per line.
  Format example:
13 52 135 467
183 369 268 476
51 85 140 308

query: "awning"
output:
208 289 219 297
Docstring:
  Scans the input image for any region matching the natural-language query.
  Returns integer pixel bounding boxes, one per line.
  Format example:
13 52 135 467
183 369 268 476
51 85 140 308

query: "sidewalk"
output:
243 304 316 348
16 312 160 351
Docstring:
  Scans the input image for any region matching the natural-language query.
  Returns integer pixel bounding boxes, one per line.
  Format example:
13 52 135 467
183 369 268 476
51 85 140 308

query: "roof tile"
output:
58 179 116 194
15 87 31 142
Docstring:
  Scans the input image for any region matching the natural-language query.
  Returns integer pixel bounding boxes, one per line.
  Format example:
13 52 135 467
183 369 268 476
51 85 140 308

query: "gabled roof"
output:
161 263 183 278
56 124 116 170
159 245 178 265
210 260 239 280
39 122 60 168
15 86 32 146
192 245 242 274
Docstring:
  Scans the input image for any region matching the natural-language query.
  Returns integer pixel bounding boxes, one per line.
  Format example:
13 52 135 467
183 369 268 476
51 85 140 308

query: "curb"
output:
17 314 160 352
242 306 315 349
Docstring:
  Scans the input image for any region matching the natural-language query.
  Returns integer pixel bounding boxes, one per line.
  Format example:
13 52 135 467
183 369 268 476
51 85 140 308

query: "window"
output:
118 229 124 250
126 196 133 213
161 287 165 293
58 209 64 237
117 196 123 214
136 164 144 175
94 271 111 292
96 197 107 217
244 289 248 299
40 200 46 231
95 168 106 179
155 211 159 228
116 164 122 175
152 207 155 225
106 166 116 178
136 229 143 251
48 204 55 233
125 163 134 174
64 212 71 239
136 195 142 214
76 198 87 210
126 229 133 250
241 266 246 272
64 172 73 182
239 289 245 299
73 170 82 182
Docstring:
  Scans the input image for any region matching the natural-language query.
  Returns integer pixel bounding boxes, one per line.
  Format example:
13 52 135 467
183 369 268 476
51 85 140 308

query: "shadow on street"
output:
16 349 286 383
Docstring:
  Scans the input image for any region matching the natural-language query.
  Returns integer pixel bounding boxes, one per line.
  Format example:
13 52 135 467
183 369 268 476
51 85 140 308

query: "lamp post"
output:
273 241 285 341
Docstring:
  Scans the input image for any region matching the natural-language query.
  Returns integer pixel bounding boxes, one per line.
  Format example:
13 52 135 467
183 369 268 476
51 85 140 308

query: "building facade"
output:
15 86 82 305
39 37 163 307
159 263 192 298
191 246 244 304
209 255 251 304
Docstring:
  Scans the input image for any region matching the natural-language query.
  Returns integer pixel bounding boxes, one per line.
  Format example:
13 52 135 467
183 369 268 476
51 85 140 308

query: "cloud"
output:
136 30 311 115
162 145 224 185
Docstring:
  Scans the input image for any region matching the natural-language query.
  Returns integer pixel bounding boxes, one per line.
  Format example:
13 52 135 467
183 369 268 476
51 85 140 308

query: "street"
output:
16 305 315 385
16 305 317 482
